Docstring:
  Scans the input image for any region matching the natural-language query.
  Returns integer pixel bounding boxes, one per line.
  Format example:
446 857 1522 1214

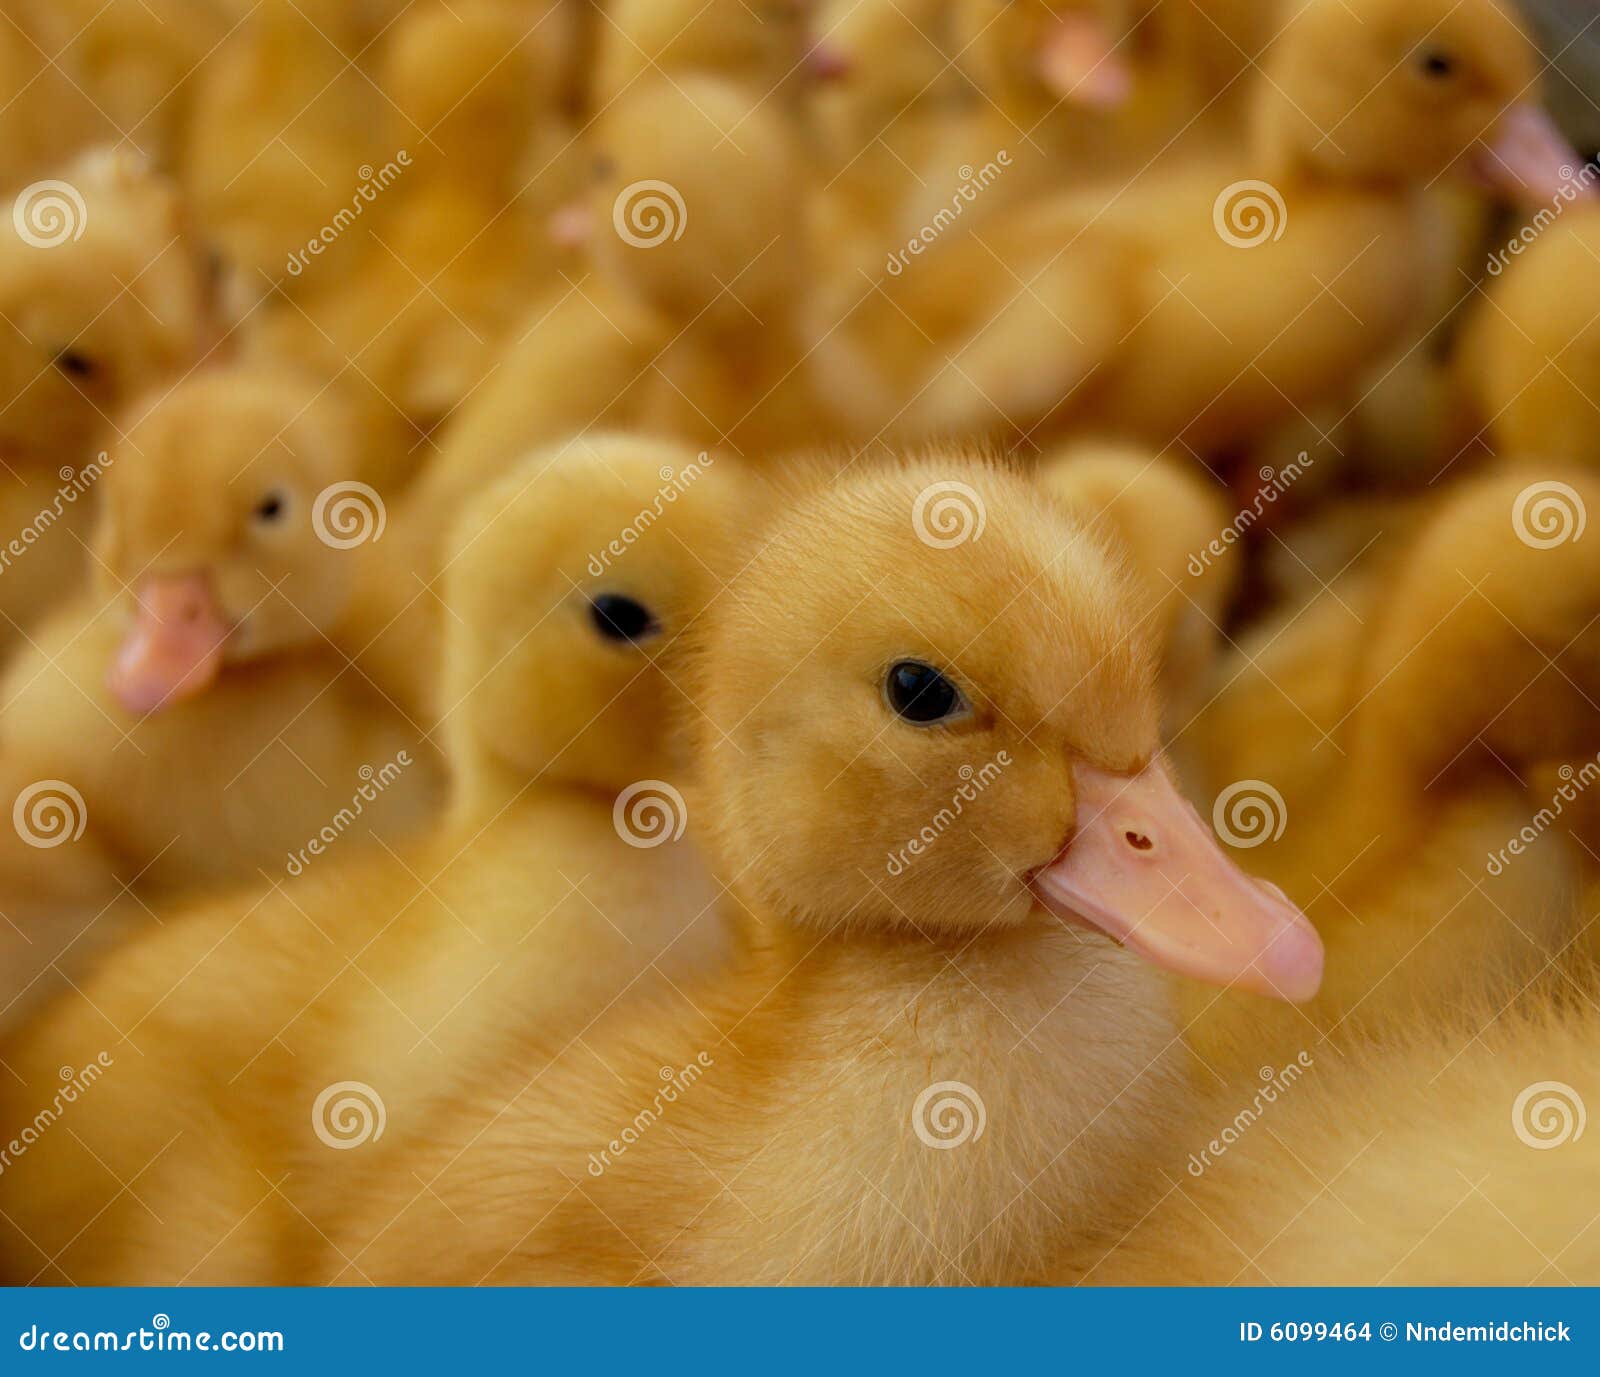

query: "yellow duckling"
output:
1458 204 1600 470
0 365 442 930
0 8 100 186
0 148 217 648
0 435 745 1285
300 457 1318 1285
862 0 1582 456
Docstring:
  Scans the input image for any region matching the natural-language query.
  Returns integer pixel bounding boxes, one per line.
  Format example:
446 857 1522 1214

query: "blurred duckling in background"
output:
0 436 744 1285
313 457 1318 1285
0 149 218 649
0 365 442 938
0 8 102 187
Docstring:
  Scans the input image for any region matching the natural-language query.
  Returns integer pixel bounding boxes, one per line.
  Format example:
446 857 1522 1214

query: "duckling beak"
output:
107 572 230 715
1469 104 1596 209
1037 14 1132 110
1031 762 1324 1003
548 201 595 250
808 40 853 84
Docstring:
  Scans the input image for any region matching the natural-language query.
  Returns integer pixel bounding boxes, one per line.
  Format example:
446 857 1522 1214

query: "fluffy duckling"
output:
0 148 217 646
298 457 1320 1286
183 0 382 303
1062 973 1600 1284
0 365 442 931
0 436 743 1284
0 9 101 187
862 0 1583 456
1458 204 1600 470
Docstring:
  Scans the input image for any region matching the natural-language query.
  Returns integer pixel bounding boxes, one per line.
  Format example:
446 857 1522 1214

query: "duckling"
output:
596 0 818 104
183 0 382 303
0 8 101 186
1180 468 1600 1069
1458 205 1600 470
1061 971 1600 1284
297 457 1317 1286
0 435 744 1284
0 148 217 647
861 0 1583 457
0 365 442 934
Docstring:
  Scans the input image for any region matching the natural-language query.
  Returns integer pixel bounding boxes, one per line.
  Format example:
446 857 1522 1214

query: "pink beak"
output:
548 201 595 250
107 572 230 715
1470 104 1596 209
1032 762 1324 1003
809 40 853 83
1037 13 1133 110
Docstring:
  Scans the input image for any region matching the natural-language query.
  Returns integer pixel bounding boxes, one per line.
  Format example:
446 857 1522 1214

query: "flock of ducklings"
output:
0 0 1597 1286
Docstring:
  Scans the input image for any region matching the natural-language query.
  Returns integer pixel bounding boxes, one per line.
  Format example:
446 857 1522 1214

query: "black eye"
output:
252 490 288 525
1419 49 1456 79
885 660 967 725
54 350 96 379
589 592 658 644
592 154 617 182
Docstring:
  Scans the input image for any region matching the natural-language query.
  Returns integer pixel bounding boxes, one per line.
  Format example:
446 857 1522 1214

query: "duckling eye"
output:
1418 49 1457 80
592 154 617 183
885 660 968 725
589 592 659 644
251 489 290 526
54 349 97 380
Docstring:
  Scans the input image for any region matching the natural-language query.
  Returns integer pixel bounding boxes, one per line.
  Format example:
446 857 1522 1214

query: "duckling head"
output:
1259 0 1585 205
693 456 1322 1001
561 76 809 337
438 435 748 811
957 1 1139 118
0 148 215 468
94 366 362 715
